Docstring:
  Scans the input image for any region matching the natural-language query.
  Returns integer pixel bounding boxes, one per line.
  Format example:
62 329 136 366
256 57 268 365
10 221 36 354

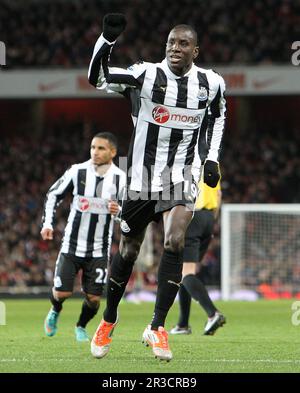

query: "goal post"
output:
221 204 300 300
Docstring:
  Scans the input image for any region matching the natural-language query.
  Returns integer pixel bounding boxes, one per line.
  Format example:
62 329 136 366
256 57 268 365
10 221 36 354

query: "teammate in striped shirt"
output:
170 173 226 336
41 133 125 342
88 14 226 361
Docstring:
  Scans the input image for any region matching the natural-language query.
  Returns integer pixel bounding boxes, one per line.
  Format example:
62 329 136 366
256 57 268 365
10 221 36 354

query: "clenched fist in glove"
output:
103 13 127 42
204 160 220 188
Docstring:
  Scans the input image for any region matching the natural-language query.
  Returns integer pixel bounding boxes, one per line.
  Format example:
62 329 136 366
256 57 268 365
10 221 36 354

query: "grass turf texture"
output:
0 299 300 373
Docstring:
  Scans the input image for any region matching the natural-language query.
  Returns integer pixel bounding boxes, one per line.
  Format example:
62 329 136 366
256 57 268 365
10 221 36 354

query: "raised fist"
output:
103 13 127 42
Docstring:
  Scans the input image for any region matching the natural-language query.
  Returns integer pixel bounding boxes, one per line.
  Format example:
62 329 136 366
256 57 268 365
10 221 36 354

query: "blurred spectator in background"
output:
0 0 298 69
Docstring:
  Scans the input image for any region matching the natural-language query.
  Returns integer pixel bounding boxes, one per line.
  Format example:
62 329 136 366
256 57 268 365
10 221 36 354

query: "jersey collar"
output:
89 159 114 177
160 58 195 79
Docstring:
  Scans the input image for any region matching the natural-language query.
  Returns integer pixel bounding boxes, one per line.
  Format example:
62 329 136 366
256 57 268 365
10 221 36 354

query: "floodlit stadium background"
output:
1 0 300 300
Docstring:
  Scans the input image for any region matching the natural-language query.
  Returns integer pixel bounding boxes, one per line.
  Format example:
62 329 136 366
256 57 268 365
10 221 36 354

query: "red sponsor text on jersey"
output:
152 105 201 124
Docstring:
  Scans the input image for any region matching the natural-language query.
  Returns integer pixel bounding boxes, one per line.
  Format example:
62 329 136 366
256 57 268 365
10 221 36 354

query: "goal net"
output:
221 204 300 300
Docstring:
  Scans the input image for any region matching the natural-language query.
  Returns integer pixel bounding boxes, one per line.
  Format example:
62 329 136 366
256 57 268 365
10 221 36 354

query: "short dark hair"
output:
172 24 198 45
93 132 118 150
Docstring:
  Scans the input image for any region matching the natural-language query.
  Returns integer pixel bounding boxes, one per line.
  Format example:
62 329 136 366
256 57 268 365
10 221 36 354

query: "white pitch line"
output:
1 358 300 364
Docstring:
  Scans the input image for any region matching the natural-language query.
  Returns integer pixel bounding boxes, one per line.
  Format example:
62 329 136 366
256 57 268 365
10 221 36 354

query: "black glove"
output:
103 13 127 42
204 160 220 187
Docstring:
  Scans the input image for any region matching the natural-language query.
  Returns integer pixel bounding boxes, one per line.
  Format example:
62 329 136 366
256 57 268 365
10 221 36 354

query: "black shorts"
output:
120 181 198 237
183 209 215 263
53 253 108 295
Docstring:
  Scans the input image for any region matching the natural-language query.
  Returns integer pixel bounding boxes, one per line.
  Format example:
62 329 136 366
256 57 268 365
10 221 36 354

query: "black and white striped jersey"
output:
88 34 226 193
41 160 126 258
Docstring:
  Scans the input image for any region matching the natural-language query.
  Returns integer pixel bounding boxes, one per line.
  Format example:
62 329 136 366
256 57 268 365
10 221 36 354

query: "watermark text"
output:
291 301 300 326
0 41 6 65
0 301 6 325
291 41 300 66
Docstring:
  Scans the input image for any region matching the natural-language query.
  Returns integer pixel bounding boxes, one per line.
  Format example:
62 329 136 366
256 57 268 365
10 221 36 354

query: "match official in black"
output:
170 174 226 336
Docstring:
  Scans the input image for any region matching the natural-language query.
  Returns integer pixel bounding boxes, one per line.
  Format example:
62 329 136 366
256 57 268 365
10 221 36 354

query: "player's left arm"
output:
206 72 226 162
203 72 226 187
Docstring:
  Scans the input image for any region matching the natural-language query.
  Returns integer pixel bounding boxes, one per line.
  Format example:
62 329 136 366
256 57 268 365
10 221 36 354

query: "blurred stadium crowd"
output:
0 121 89 291
1 120 299 292
1 0 298 68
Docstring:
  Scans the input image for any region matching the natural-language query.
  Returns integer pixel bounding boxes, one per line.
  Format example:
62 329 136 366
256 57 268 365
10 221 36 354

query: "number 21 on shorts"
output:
95 268 108 284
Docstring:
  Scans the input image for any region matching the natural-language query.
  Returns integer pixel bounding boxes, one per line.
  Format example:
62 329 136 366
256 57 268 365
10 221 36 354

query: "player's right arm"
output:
88 13 147 93
40 166 75 240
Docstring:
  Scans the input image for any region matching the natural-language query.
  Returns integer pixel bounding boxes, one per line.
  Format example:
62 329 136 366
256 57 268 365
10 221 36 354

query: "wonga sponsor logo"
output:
152 105 170 124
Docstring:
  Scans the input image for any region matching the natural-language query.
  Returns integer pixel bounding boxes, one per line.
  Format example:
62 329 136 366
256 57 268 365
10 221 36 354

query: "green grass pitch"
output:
0 299 300 373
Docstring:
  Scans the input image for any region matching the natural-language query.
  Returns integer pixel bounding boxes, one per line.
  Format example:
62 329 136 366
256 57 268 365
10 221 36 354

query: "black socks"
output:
103 251 135 323
177 284 192 327
77 300 99 328
151 249 183 330
50 291 99 328
50 291 65 313
181 274 217 319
